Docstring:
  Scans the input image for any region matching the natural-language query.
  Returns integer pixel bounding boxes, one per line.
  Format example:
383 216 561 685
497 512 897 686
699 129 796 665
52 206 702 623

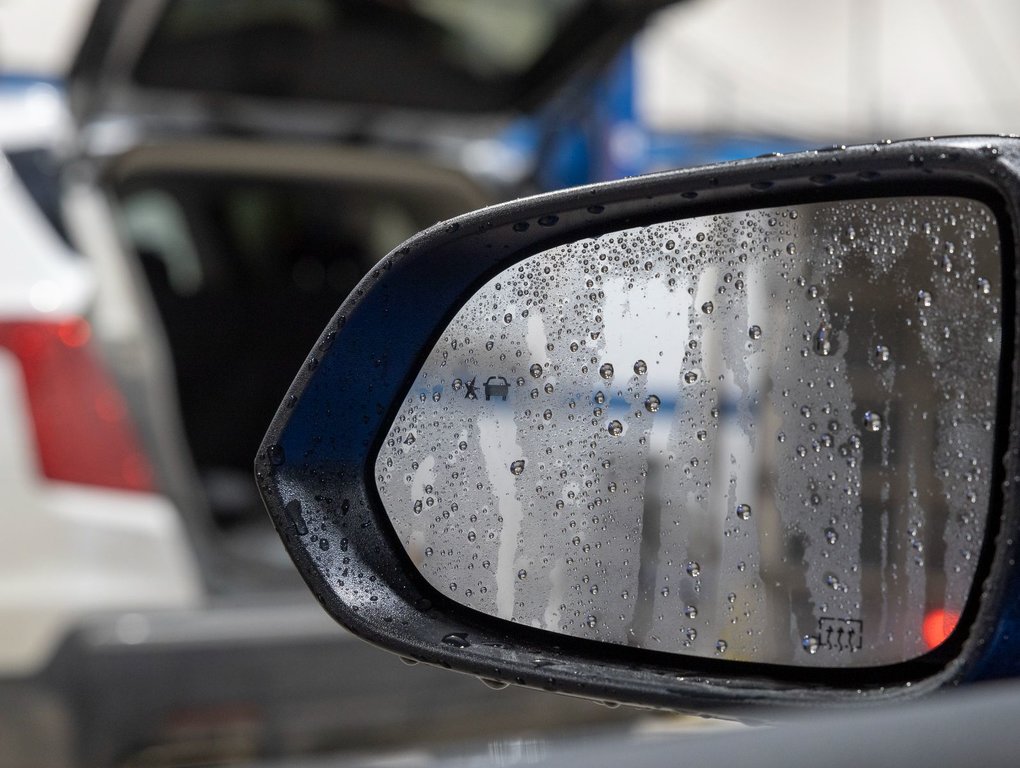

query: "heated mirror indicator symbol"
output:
816 618 864 653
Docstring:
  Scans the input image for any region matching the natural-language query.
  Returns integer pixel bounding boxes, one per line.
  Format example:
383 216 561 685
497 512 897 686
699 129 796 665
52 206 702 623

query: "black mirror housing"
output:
256 137 1020 714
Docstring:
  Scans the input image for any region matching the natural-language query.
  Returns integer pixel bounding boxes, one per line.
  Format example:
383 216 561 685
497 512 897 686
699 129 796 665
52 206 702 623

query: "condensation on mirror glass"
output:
375 197 1002 667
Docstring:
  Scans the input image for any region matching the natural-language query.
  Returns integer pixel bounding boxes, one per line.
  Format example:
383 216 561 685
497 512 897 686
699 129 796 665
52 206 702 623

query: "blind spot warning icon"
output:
484 376 510 401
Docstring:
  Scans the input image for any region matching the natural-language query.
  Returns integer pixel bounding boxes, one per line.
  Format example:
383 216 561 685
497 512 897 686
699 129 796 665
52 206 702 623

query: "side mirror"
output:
256 137 1020 713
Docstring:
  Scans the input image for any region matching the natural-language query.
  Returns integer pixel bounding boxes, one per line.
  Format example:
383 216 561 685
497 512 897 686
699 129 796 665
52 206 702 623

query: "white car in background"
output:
0 79 201 677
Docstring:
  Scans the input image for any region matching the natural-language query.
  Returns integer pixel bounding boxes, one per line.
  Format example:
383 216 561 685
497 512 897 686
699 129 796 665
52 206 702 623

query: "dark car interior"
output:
112 159 484 536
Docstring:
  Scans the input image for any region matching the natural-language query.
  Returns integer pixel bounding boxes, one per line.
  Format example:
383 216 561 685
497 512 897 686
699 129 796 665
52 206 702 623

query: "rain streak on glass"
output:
374 197 1001 669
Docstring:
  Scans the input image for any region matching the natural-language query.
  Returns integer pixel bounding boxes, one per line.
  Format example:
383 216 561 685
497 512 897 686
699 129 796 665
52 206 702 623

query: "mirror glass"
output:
375 196 1003 667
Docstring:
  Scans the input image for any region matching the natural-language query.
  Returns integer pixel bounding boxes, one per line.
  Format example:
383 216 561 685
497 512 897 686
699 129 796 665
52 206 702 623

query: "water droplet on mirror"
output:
517 569 528 580
748 325 762 340
504 313 513 324
802 635 820 654
701 301 714 315
824 527 838 544
452 378 463 391
530 363 543 378
686 561 701 578
510 459 526 476
715 639 728 653
607 420 624 437
633 359 647 375
814 322 833 356
684 605 698 619
736 503 752 520
599 363 615 380
977 277 991 295
684 371 699 384
543 409 552 420
442 632 470 648
874 345 890 363
864 411 883 432
917 290 932 307
268 444 286 466
586 615 598 629
645 395 661 413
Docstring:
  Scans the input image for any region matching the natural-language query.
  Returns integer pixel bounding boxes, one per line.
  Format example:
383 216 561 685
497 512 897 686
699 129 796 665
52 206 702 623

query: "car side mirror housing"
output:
256 137 1020 714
